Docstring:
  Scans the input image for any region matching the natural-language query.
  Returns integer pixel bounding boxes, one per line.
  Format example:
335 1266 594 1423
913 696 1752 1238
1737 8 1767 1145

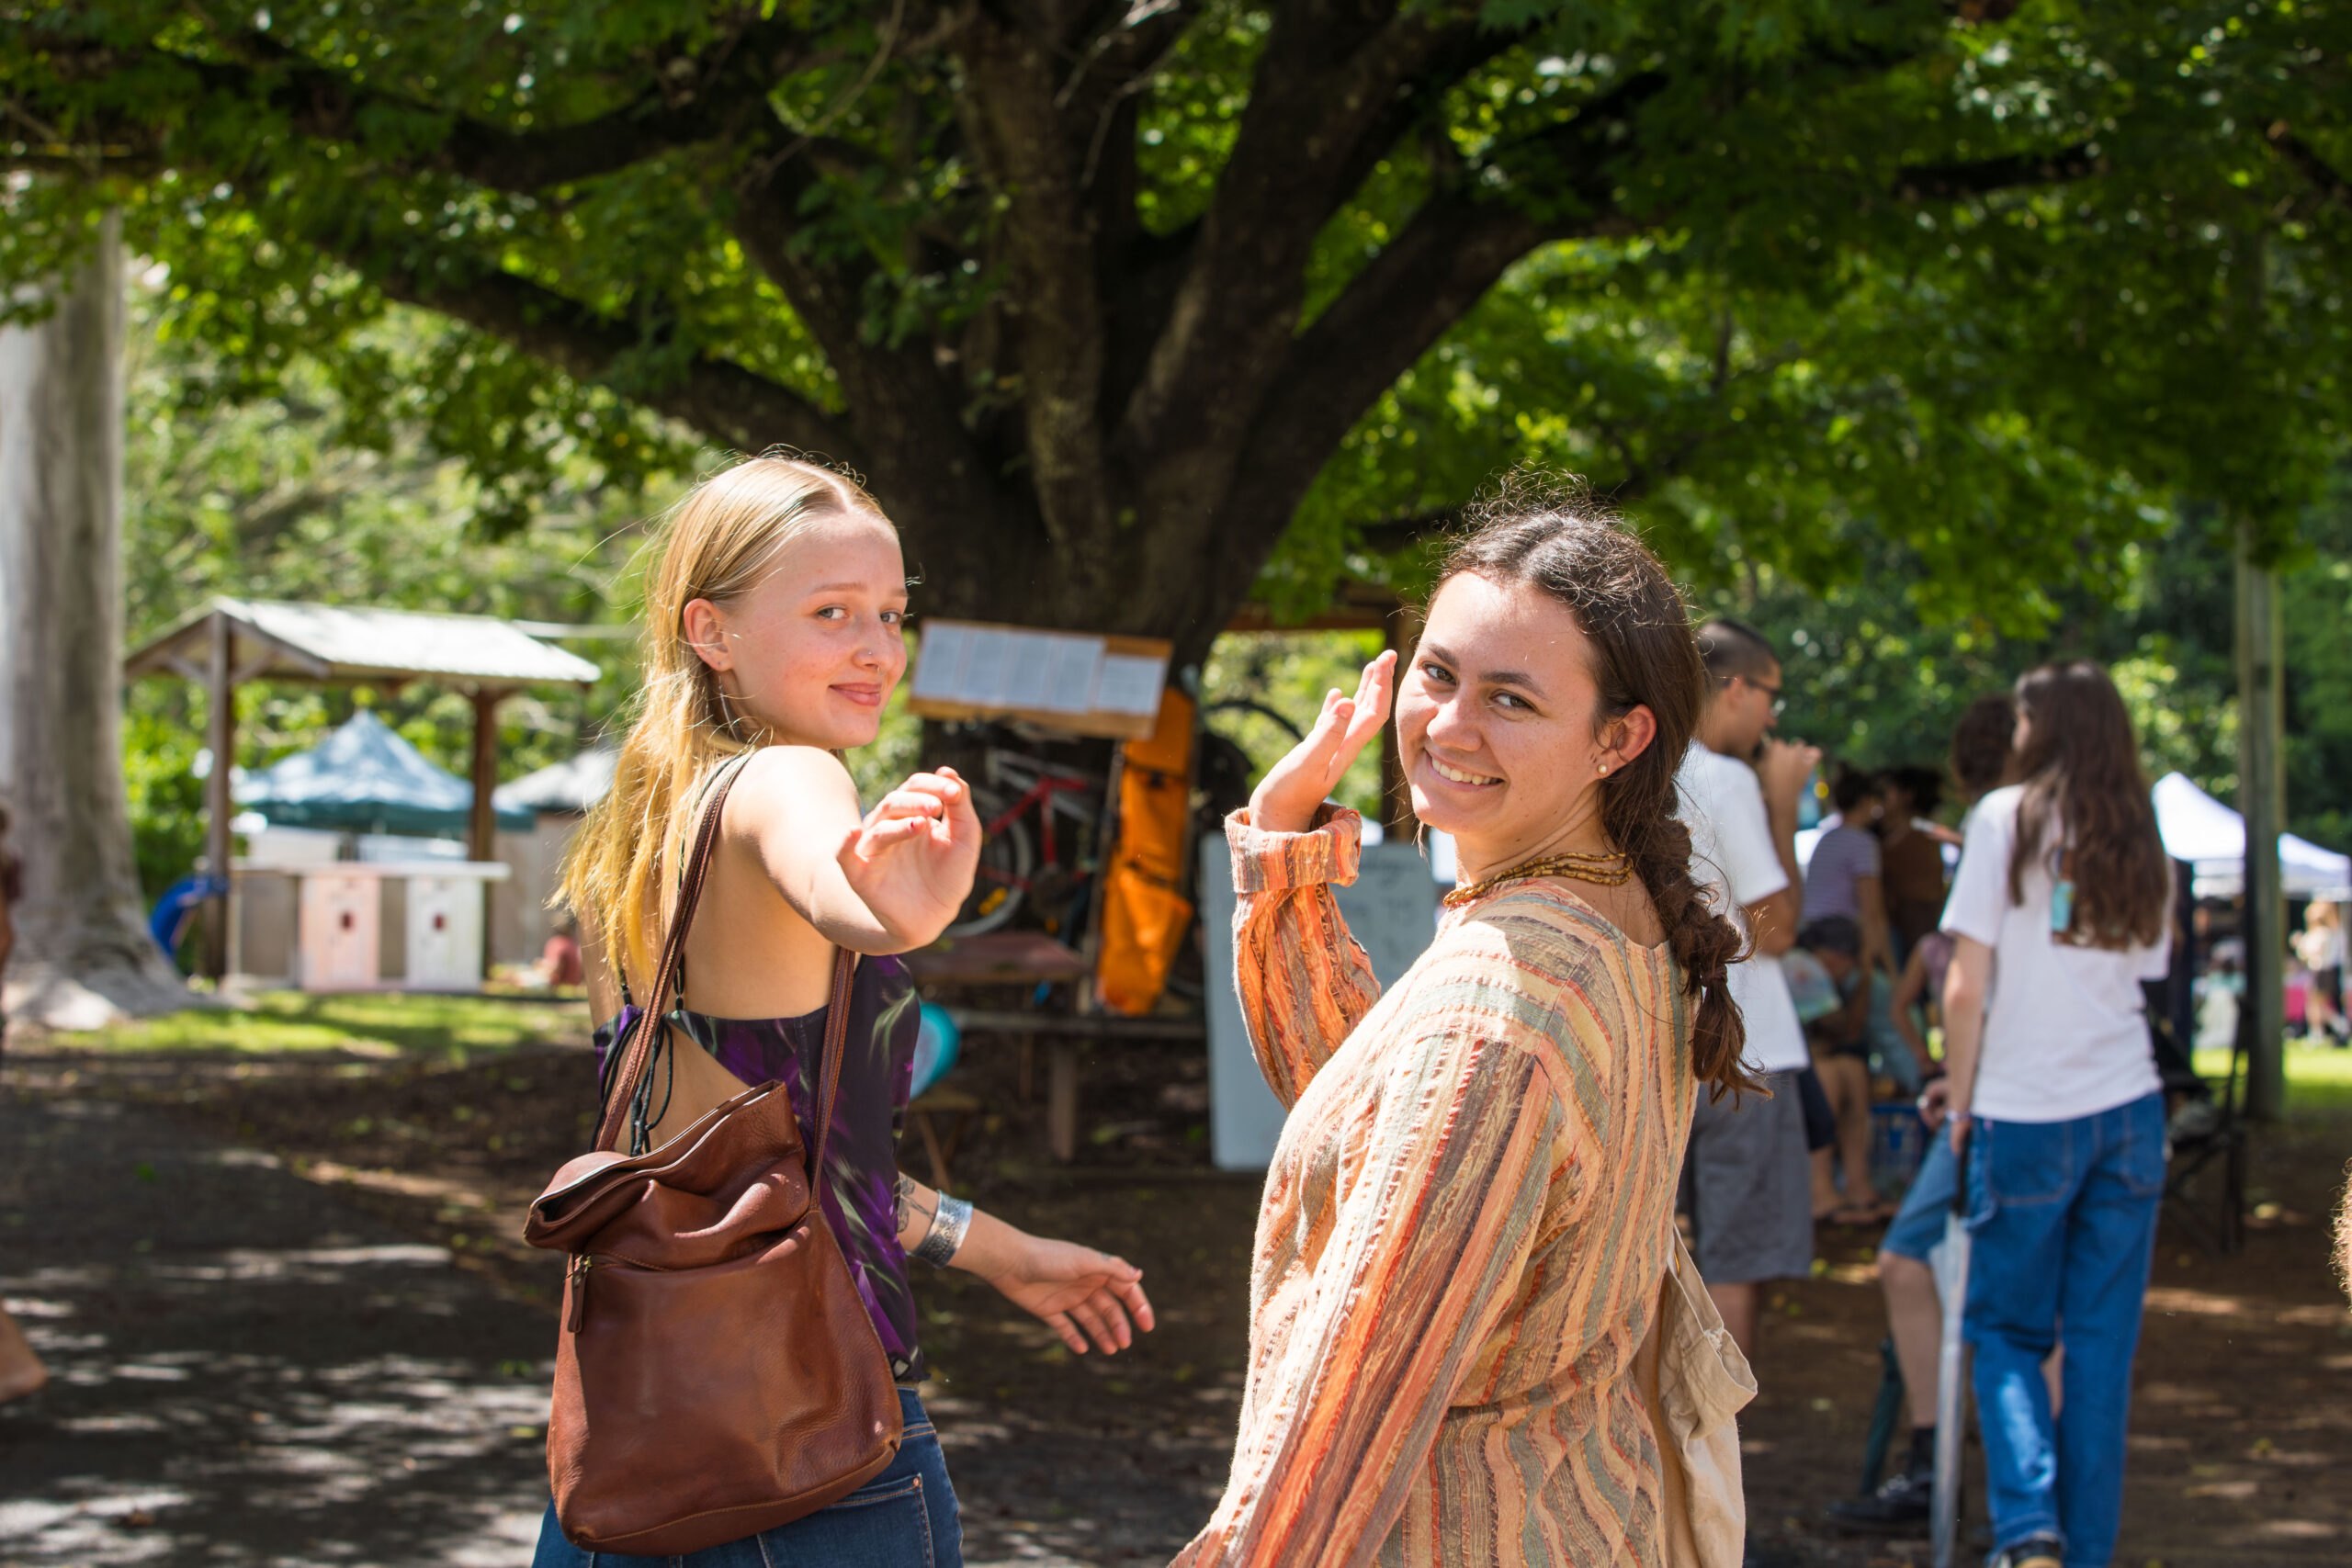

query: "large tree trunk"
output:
0 213 194 1027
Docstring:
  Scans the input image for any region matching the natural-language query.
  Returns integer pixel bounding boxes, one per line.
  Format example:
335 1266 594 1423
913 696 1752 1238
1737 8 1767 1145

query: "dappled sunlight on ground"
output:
0 1098 552 1566
6 1027 2350 1566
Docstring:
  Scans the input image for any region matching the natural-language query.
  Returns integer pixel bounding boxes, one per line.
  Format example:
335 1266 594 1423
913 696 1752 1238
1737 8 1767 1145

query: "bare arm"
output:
1855 874 1894 976
1747 887 1802 957
1756 739 1817 908
1940 934 1995 1150
732 746 980 954
894 1172 1154 1357
1888 943 1936 1070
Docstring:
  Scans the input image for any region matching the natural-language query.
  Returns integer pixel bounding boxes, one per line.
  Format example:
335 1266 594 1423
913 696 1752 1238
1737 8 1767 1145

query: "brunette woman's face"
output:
683 513 909 750
1396 572 1655 869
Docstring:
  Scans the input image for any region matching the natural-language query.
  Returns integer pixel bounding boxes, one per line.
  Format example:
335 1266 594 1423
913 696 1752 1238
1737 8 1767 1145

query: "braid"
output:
1611 801 1758 1101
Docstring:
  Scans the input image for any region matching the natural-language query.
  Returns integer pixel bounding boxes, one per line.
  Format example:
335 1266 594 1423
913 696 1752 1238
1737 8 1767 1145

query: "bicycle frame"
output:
979 774 1094 877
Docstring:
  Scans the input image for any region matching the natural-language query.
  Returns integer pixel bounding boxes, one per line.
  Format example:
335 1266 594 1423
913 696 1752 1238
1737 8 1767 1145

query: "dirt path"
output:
0 1093 552 1566
7 1036 2348 1567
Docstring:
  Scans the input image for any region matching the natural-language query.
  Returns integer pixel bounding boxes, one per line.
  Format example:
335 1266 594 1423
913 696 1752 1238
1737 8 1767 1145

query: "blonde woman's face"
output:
684 513 909 750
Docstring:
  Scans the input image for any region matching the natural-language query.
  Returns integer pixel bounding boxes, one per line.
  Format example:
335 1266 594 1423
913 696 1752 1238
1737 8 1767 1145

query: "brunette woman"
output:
1941 663 2172 1568
537 455 1153 1568
1174 484 1751 1567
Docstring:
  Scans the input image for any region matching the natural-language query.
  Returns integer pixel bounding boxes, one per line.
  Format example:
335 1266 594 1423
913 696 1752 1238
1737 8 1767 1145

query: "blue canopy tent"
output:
237 711 535 838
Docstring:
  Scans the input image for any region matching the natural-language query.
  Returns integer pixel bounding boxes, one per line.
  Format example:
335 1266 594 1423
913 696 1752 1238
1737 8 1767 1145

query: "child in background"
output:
1786 915 1888 1224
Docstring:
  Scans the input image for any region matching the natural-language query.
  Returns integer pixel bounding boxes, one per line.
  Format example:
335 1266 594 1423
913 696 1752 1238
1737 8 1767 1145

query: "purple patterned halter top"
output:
592 953 925 1382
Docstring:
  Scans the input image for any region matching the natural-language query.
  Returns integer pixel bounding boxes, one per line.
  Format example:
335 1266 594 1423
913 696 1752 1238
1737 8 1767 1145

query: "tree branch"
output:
1212 191 1546 566
1116 1 1503 474
20 17 812 193
2267 121 2352 212
332 227 865 464
1893 142 2102 202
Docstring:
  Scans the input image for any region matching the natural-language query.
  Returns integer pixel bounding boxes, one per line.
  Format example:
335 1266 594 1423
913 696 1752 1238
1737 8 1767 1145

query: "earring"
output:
1597 763 1610 776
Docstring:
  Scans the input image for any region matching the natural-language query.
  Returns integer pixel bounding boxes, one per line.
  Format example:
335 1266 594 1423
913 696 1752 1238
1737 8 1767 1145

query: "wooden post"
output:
2237 518 2288 1122
469 687 503 981
1047 1039 1080 1163
204 608 234 980
468 687 503 863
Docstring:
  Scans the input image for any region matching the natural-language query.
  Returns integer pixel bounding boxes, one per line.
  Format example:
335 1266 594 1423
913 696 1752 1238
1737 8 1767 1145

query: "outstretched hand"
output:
984 1236 1156 1357
1247 650 1396 835
836 768 983 946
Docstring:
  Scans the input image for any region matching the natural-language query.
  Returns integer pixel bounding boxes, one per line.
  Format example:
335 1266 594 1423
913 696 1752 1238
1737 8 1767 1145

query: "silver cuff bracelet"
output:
912 1193 973 1268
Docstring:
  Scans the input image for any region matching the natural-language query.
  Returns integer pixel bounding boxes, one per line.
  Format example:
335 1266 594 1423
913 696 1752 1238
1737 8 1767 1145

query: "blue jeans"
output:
1962 1094 2165 1568
1880 1128 1959 1263
532 1388 962 1567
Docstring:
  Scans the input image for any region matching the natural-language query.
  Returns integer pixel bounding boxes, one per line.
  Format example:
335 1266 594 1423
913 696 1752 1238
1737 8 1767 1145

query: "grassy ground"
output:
40 989 592 1058
2195 1037 2352 1112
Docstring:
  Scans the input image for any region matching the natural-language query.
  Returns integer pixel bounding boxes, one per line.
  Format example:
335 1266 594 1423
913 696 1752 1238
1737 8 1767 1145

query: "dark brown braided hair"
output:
1437 478 1757 1101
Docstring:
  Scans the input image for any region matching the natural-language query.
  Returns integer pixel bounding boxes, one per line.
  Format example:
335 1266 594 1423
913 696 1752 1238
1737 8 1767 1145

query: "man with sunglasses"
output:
1676 618 1822 1375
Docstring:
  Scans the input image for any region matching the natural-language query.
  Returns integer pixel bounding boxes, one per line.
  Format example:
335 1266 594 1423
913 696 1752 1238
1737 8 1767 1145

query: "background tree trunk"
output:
0 212 194 1026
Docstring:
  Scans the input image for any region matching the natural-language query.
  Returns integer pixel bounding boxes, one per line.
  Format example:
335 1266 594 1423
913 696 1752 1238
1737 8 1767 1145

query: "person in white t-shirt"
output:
1675 617 1821 1358
1941 662 2172 1568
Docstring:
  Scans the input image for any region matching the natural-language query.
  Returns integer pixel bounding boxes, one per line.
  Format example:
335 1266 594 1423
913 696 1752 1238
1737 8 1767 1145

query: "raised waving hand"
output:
836 767 984 946
1247 650 1396 834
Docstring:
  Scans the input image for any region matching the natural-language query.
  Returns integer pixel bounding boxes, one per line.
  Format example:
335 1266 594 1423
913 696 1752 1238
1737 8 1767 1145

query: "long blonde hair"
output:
561 455 894 995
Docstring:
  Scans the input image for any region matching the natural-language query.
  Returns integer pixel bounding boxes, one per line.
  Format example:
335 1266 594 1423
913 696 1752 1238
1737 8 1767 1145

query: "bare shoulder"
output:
723 745 861 835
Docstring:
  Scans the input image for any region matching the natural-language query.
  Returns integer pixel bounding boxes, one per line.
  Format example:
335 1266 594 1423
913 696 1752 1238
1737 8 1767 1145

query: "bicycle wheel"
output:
944 786 1034 937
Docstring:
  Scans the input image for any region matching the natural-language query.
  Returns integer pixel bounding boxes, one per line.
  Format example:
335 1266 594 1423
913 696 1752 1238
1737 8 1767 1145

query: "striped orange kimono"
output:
1175 806 1698 1568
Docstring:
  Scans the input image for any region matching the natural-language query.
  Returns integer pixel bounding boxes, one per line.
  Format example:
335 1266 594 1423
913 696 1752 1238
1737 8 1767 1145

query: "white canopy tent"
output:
2151 772 2352 901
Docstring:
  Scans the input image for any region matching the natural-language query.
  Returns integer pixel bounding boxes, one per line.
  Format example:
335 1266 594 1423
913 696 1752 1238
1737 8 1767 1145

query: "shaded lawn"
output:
45 989 592 1058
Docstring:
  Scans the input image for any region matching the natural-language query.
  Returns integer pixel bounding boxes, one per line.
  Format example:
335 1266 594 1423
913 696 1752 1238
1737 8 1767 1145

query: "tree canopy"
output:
9 1 2352 661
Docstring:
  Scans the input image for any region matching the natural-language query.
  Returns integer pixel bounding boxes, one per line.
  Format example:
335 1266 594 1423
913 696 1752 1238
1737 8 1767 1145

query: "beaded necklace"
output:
1442 848 1633 909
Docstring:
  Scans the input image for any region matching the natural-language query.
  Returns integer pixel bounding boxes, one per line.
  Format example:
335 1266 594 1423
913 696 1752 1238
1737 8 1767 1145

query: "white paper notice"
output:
1038 637 1104 714
1093 653 1166 716
959 629 1011 707
999 634 1057 711
910 623 970 701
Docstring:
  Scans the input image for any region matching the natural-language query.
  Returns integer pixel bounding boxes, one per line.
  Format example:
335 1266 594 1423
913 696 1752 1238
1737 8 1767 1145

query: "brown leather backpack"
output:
524 758 902 1556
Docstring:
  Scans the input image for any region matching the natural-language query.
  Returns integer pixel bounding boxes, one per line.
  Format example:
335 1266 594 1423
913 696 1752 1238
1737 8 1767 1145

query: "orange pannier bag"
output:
1097 688 1194 1016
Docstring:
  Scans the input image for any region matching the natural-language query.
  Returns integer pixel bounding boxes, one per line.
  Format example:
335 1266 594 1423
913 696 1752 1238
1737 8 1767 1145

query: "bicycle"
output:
944 747 1107 939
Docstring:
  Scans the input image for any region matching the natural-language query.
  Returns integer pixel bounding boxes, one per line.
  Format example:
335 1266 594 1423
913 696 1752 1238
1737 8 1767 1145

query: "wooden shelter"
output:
124 598 600 976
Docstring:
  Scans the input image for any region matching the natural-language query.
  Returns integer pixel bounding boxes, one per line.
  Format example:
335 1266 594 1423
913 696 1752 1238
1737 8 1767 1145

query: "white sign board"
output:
1198 835 1441 1170
908 619 1173 739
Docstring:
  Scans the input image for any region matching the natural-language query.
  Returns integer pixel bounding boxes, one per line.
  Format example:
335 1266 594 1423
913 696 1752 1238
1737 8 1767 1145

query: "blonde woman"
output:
537 455 1153 1568
1176 488 1752 1567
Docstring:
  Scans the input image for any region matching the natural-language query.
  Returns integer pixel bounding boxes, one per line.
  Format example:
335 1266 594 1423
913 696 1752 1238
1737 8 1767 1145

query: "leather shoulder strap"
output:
591 751 753 1153
807 947 858 1177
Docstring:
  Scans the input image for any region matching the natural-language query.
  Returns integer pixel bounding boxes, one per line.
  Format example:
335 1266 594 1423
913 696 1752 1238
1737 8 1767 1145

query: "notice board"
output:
909 619 1173 739
1197 835 1440 1169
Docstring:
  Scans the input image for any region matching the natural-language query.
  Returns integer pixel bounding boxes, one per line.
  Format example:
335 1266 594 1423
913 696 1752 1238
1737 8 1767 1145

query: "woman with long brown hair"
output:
1174 481 1751 1566
1940 661 2172 1568
536 454 1152 1568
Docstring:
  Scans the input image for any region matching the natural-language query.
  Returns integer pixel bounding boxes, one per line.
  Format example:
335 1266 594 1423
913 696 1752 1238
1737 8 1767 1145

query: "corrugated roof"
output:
125 597 602 689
